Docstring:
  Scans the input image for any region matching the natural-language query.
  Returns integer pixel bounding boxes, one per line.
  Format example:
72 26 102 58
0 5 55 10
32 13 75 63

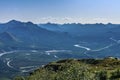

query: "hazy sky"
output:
0 0 120 24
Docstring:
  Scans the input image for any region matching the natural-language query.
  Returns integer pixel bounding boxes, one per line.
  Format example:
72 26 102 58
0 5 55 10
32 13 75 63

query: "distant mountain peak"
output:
26 21 34 25
107 23 113 25
7 20 22 24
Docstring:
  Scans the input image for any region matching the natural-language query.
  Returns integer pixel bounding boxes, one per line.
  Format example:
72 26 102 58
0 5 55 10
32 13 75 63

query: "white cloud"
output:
0 17 115 24
37 17 111 24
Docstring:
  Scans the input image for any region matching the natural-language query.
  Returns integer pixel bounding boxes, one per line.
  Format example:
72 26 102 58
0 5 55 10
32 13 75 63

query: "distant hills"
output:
39 22 120 58
1 20 120 57
39 23 120 40
0 20 76 51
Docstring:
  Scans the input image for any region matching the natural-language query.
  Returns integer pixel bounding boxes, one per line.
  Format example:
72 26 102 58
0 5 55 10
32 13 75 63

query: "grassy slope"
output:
15 57 120 80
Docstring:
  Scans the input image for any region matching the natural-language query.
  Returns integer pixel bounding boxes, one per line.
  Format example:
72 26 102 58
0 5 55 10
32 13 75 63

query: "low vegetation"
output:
15 57 120 80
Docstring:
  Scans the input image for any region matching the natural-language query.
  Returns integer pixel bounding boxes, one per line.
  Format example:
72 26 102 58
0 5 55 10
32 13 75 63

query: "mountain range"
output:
1 20 120 56
0 20 77 51
1 20 120 79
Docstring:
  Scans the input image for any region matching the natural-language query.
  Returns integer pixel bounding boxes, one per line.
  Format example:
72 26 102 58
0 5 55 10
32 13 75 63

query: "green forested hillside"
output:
15 57 120 80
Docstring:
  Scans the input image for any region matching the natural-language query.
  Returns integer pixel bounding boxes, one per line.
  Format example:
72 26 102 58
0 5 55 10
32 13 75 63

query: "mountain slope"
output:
39 23 120 42
0 20 77 50
40 23 62 32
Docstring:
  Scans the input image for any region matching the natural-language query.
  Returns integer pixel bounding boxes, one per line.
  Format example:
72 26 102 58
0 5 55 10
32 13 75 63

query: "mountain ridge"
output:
0 20 77 50
15 57 120 80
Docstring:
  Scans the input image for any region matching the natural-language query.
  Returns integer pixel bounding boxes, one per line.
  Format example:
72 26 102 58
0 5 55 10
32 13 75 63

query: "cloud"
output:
24 17 112 24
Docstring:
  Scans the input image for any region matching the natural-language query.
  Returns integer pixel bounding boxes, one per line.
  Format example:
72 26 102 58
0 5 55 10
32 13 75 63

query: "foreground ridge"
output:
15 57 120 80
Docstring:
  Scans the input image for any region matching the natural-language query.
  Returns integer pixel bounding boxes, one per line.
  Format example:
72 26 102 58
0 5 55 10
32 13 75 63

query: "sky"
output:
0 0 120 24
